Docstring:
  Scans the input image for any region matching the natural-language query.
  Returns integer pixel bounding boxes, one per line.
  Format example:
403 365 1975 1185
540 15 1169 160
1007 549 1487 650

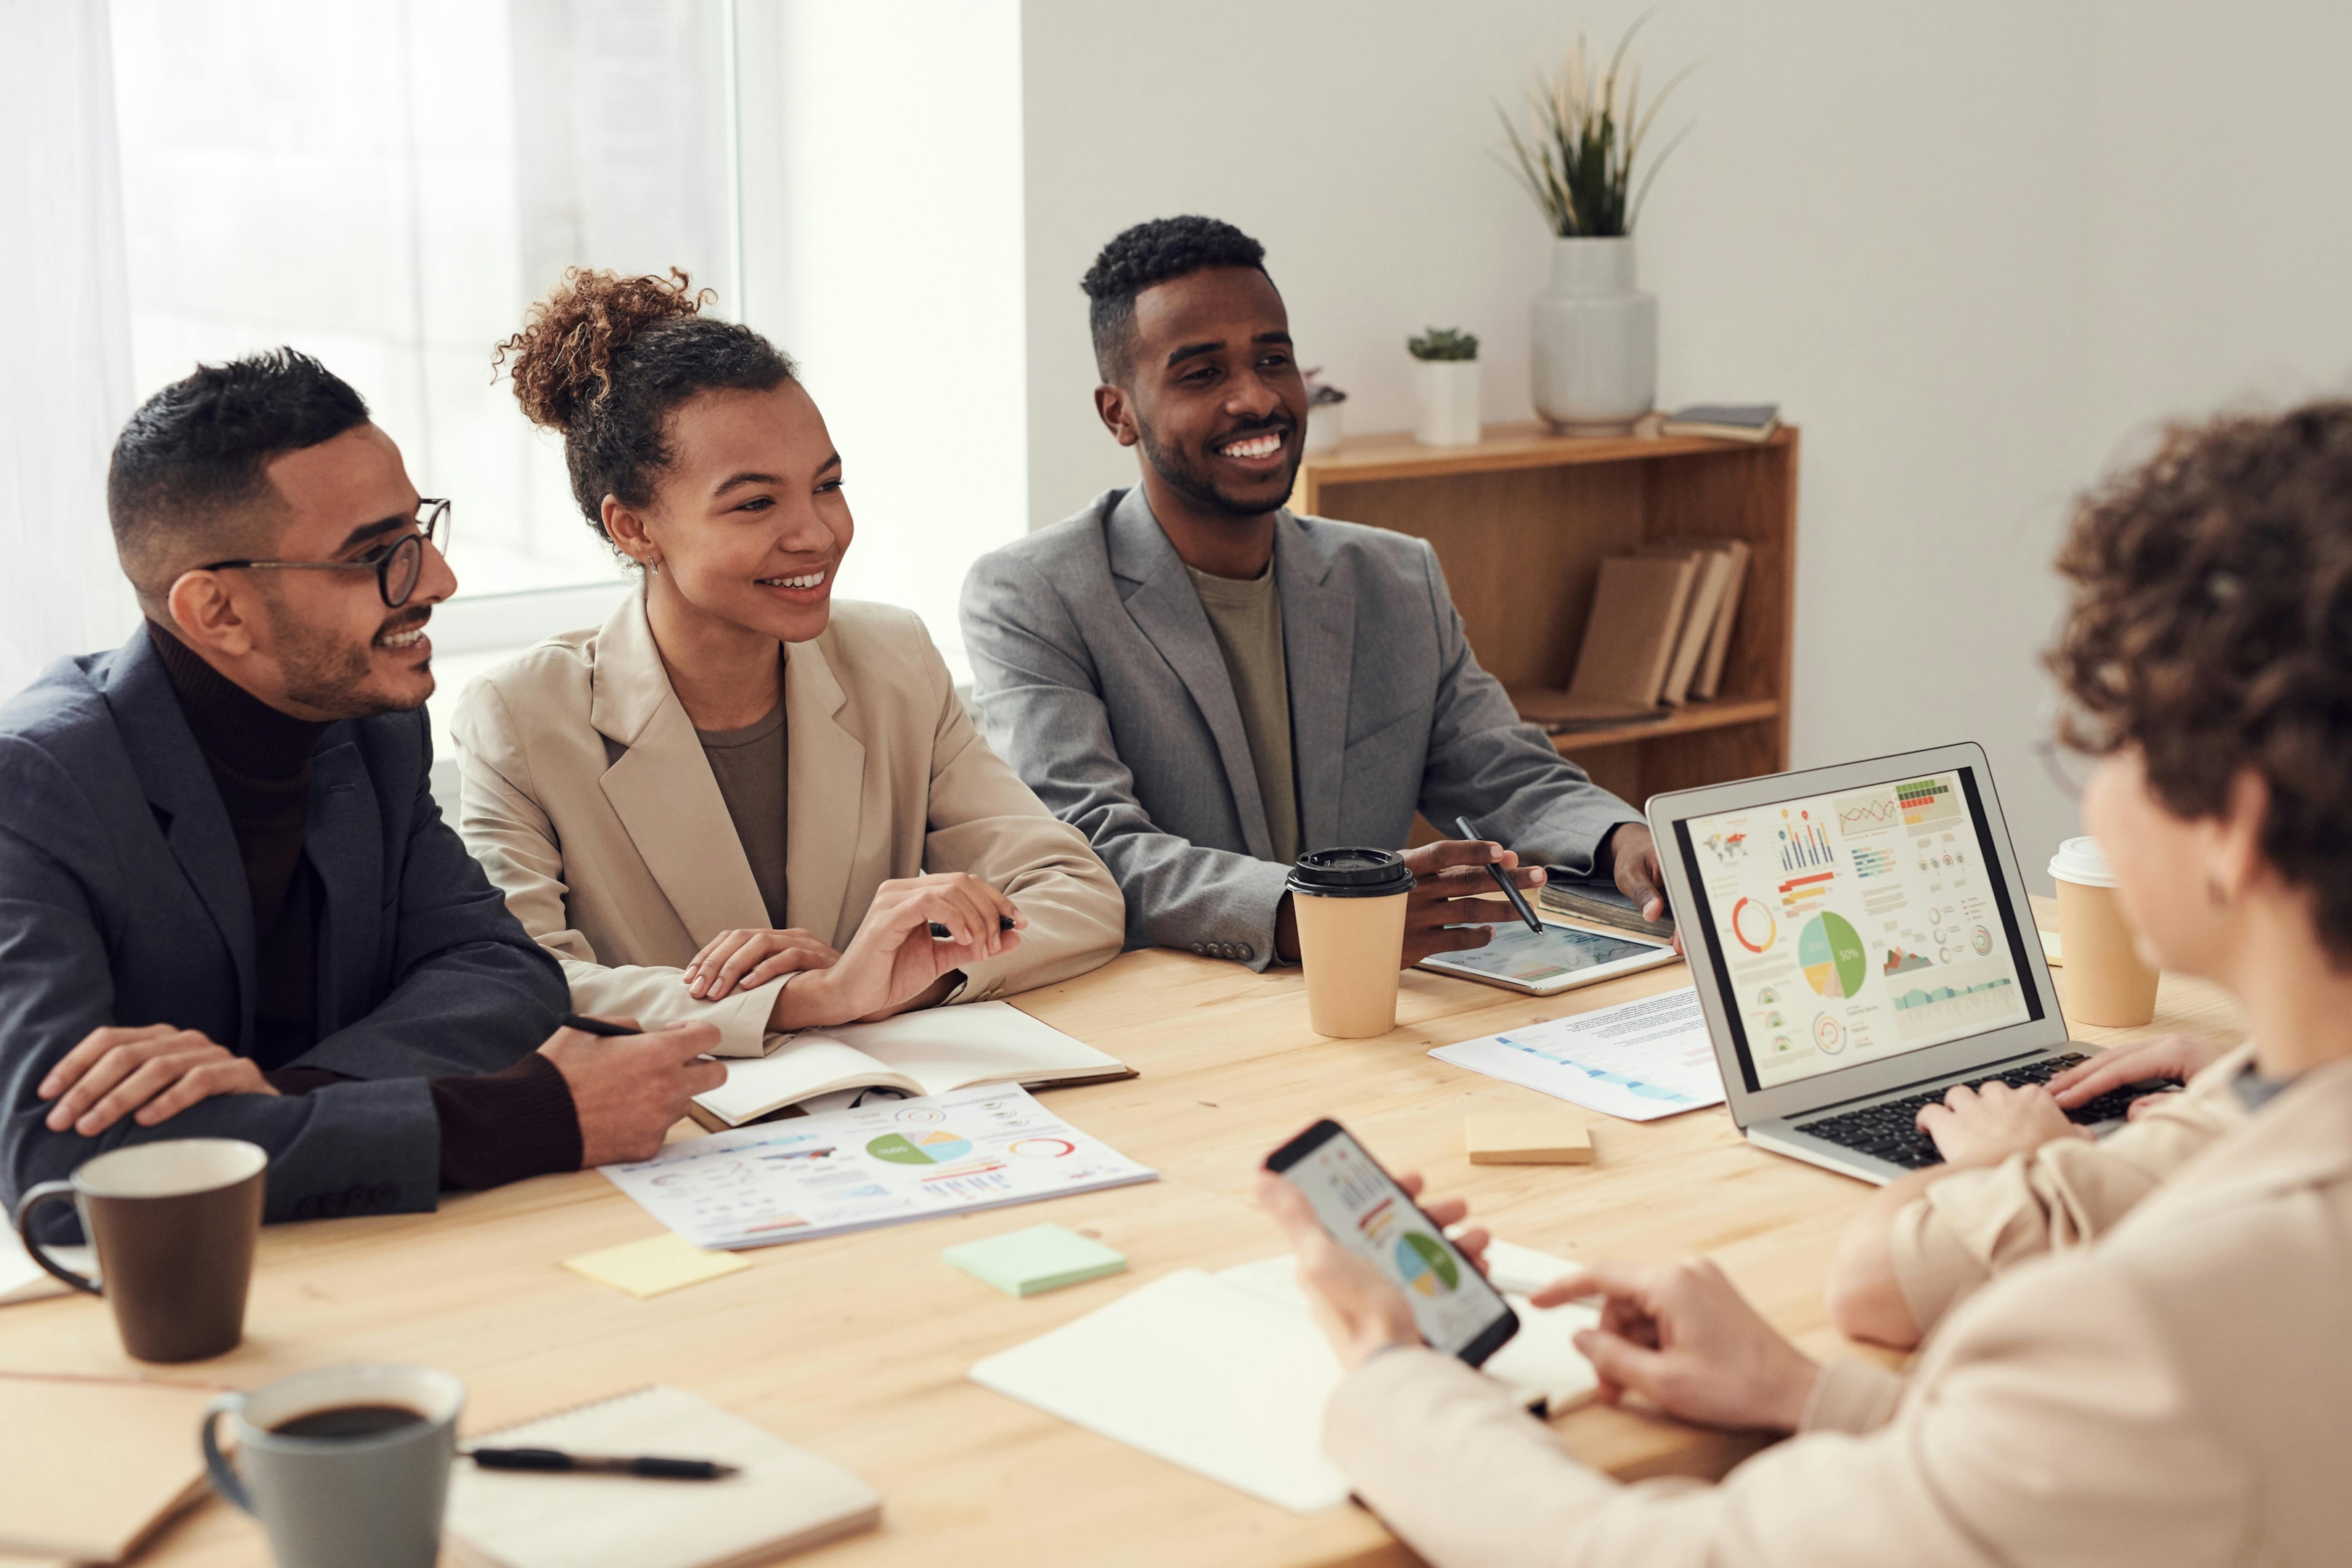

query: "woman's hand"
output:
794 873 1024 1026
682 928 841 1004
2047 1034 2224 1116
1254 1168 1491 1373
1915 1079 2087 1165
1537 1257 1819 1433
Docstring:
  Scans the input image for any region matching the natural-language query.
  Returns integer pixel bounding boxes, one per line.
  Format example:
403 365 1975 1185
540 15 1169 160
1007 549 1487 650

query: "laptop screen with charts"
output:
1648 743 2068 1132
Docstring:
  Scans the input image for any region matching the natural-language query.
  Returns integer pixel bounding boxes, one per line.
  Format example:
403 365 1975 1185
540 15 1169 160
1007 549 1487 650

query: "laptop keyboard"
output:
1792 1054 2179 1171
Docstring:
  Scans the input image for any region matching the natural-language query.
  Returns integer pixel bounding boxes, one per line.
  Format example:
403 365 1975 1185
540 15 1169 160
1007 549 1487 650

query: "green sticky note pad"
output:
944 1223 1127 1297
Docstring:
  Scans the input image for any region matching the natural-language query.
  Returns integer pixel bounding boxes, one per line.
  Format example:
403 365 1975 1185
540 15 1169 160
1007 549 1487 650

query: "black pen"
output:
1455 815 1544 934
929 915 1018 939
464 1446 739 1480
559 1013 637 1037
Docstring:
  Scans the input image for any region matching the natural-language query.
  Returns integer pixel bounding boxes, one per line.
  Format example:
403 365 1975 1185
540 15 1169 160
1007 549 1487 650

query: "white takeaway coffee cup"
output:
2048 836 2158 1028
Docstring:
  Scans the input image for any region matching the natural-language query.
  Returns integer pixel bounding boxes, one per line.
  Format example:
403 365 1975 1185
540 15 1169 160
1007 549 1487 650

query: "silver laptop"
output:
1648 743 2103 1185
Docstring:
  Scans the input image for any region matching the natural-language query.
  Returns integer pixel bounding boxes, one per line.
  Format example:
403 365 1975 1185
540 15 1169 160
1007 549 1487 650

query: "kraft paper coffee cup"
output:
2049 836 2159 1028
1289 848 1415 1038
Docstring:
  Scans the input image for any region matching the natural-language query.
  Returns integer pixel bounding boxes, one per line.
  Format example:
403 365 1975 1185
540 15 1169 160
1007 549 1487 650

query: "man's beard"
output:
1136 412 1297 518
265 597 429 719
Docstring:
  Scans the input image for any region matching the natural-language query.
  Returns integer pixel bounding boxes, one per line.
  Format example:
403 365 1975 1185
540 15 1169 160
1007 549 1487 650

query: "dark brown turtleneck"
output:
147 621 581 1188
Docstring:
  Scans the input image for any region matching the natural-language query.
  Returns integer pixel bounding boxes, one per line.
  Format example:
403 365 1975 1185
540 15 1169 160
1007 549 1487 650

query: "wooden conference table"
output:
0 913 2245 1568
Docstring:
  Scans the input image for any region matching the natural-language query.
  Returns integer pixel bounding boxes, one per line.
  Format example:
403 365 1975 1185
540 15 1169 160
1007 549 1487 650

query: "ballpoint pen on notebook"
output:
463 1446 739 1480
1454 815 1545 934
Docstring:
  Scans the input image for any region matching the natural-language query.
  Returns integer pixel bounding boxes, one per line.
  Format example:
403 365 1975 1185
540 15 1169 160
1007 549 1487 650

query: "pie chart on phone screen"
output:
1394 1232 1460 1297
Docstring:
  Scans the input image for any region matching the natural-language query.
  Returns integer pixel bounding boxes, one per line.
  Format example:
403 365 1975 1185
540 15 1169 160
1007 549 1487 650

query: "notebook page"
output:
830 1001 1125 1095
446 1386 878 1568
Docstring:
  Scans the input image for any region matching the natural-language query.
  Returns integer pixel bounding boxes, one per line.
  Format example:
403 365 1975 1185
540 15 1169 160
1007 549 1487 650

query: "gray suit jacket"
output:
959 486 1640 968
0 633 569 1240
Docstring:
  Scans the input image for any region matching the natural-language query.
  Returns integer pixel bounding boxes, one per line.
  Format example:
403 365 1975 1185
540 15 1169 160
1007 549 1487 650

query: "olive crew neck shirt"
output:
1184 562 1301 869
695 702 789 928
144 621 581 1189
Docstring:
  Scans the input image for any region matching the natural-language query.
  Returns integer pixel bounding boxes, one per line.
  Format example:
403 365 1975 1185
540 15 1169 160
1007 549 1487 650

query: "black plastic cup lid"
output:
1287 846 1415 898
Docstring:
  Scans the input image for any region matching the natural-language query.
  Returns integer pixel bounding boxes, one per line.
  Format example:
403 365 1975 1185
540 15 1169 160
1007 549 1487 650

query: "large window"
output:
110 0 738 625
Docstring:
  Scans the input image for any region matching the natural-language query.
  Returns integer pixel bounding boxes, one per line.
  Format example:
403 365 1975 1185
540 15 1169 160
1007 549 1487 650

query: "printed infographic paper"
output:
603 1084 1156 1249
1685 769 2029 1090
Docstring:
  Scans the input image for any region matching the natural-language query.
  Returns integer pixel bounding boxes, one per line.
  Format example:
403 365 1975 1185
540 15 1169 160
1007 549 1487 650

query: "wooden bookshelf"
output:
1291 421 1797 808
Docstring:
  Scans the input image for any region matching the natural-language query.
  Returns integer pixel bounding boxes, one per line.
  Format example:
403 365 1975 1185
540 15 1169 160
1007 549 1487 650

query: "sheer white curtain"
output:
0 0 139 695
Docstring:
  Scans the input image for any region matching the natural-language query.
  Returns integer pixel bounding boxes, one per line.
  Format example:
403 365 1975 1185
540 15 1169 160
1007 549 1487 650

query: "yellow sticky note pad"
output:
564 1233 751 1298
1466 1112 1595 1165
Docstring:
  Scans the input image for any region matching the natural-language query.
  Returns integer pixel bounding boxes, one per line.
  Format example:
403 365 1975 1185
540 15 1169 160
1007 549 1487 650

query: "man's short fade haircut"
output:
1082 215 1270 384
107 348 372 606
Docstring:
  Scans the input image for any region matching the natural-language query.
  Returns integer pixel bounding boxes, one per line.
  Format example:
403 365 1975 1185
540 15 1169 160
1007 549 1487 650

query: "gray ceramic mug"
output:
202 1363 465 1568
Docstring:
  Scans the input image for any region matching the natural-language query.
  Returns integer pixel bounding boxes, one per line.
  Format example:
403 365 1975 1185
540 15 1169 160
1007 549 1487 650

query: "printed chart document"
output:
605 1084 1156 1249
1429 987 1726 1121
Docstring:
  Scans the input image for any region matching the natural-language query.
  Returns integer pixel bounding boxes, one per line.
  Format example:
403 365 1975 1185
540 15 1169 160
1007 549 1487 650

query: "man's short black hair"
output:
1082 216 1270 384
107 348 372 605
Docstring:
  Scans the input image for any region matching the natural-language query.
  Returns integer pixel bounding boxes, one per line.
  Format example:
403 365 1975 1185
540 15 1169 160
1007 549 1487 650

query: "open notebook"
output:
446 1386 879 1568
691 1000 1133 1130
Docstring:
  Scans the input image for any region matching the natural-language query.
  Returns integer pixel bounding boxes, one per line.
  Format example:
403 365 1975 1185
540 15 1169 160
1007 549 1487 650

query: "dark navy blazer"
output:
0 632 568 1238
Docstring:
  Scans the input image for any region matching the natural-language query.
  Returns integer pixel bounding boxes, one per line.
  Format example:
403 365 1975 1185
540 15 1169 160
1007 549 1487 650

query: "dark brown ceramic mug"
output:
12 1138 266 1362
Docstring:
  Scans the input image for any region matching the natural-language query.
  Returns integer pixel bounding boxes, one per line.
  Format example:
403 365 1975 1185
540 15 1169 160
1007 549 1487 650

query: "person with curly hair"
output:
1254 402 2352 1565
960 215 1667 972
3 350 726 1241
450 270 1123 1058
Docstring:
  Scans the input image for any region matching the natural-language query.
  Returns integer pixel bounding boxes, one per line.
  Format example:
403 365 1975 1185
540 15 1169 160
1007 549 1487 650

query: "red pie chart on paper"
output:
1009 1138 1076 1159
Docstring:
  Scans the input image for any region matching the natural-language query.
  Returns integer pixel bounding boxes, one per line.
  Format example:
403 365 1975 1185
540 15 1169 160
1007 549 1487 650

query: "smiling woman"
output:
449 269 1125 1060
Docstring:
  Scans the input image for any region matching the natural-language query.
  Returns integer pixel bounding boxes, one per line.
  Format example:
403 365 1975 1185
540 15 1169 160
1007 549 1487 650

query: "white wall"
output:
1022 1 2352 887
737 0 1027 681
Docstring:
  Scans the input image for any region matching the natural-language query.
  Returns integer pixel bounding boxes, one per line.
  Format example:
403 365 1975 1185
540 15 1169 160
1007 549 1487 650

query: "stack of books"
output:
1513 539 1751 733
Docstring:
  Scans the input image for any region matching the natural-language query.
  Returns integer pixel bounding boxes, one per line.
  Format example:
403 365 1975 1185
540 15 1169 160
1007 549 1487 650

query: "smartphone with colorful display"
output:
1263 1118 1519 1366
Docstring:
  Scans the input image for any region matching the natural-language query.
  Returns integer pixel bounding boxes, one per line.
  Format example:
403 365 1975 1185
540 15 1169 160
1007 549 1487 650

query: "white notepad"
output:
445 1386 879 1568
971 1268 1352 1514
968 1244 1599 1516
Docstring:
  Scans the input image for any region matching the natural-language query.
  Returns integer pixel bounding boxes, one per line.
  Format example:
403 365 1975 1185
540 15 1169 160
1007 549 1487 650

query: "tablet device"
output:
1417 919 1678 995
1263 1118 1519 1366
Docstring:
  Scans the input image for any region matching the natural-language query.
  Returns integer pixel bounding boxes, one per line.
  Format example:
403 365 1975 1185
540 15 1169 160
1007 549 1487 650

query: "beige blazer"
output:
1890 1044 2250 1331
449 594 1124 1056
1323 1055 2352 1567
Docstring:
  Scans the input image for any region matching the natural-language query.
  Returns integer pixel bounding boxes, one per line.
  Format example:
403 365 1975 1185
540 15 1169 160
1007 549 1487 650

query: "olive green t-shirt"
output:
1185 561 1300 867
696 703 788 928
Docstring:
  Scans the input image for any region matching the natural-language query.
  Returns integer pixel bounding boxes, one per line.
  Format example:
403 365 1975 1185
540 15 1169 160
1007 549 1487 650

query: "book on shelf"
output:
1521 552 1698 729
1659 403 1779 443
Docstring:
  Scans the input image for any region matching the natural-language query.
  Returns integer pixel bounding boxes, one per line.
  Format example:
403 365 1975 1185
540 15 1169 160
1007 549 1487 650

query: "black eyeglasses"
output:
195 499 452 608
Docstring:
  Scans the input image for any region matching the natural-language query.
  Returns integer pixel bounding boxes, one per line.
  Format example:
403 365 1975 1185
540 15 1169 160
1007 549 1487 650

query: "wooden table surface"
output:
0 914 2245 1567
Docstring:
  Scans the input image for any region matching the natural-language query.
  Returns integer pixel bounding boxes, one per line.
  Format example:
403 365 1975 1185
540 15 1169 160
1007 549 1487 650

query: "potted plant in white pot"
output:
1500 20 1692 433
1408 328 1482 446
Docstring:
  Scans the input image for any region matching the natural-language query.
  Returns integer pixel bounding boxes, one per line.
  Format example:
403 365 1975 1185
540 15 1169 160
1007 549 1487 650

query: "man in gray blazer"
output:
962 216 1668 971
2 351 722 1238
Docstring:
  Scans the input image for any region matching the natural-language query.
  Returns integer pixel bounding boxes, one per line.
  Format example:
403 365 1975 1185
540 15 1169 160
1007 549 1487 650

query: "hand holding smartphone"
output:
1262 1119 1519 1366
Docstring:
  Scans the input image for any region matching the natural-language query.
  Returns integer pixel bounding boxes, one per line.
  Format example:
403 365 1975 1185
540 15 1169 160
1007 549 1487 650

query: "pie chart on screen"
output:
1394 1232 1460 1297
1800 912 1868 999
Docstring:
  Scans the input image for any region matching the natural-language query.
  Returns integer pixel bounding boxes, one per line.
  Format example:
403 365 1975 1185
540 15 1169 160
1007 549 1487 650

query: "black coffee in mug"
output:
270 1404 429 1440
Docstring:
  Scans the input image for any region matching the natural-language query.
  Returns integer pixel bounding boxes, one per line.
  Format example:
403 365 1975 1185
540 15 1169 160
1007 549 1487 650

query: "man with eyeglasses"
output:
0 349 724 1238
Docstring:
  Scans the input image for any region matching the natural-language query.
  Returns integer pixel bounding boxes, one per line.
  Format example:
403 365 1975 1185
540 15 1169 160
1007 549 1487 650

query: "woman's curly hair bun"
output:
497 268 713 433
